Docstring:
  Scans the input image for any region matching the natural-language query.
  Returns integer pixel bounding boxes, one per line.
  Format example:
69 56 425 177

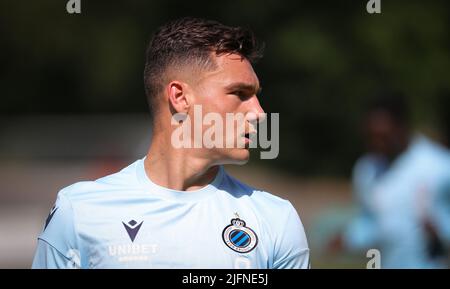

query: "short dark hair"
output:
143 17 264 117
366 91 410 125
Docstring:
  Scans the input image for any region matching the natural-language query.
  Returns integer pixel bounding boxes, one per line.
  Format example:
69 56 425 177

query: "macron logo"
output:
44 205 58 230
122 220 143 242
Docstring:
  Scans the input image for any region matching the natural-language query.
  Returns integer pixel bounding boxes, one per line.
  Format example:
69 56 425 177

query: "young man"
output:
32 18 309 269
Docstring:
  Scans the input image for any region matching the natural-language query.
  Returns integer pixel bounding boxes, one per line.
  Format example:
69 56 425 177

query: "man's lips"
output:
242 131 257 147
242 131 256 139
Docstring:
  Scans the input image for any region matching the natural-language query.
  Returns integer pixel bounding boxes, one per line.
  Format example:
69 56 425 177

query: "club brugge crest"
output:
222 216 258 253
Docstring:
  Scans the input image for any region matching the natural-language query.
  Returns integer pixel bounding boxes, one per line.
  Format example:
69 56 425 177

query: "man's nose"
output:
246 95 266 124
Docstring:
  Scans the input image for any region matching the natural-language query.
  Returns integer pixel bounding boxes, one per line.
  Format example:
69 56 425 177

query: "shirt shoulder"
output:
220 171 295 213
60 159 142 203
35 160 142 268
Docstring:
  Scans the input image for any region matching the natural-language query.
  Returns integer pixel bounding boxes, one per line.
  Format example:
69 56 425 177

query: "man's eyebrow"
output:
224 82 262 94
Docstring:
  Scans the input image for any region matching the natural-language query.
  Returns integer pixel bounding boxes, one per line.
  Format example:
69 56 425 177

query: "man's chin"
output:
223 149 250 165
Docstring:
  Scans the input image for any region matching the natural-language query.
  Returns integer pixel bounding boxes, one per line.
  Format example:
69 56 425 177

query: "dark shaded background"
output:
2 0 449 175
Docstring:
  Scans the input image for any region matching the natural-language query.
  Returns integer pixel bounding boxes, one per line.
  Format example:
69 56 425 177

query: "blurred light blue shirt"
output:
344 135 450 268
32 158 309 269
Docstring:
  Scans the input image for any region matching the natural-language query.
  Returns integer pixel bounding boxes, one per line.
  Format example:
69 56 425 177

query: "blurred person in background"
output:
331 93 450 268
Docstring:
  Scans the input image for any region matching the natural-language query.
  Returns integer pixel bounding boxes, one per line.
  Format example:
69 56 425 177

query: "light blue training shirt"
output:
32 158 309 269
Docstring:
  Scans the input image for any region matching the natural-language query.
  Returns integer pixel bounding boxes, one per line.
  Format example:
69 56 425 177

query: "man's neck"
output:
144 135 219 191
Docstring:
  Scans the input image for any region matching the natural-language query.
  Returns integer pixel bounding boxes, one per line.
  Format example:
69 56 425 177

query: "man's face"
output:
188 53 265 165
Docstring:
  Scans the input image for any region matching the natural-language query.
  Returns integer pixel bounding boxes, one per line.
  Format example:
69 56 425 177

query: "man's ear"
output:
167 81 190 114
